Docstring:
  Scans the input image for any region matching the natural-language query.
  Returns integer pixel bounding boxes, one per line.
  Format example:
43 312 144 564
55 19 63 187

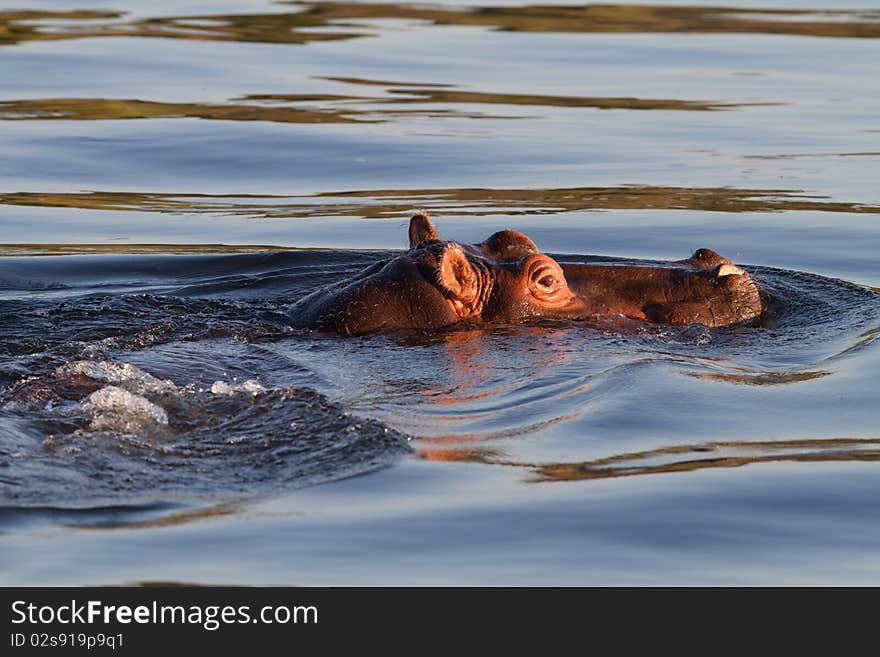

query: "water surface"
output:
1 0 879 585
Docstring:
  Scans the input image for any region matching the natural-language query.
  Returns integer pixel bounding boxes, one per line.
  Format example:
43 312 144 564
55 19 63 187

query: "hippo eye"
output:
526 255 571 304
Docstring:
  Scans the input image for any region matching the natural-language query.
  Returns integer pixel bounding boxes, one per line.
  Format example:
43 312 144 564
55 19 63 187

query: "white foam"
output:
59 360 177 394
210 379 265 395
83 385 169 433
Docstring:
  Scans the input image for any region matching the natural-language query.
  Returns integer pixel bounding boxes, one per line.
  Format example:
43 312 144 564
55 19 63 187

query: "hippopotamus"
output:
289 213 765 334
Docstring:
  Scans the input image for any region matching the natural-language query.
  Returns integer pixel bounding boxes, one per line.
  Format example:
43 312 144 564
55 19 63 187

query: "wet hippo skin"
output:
289 213 765 334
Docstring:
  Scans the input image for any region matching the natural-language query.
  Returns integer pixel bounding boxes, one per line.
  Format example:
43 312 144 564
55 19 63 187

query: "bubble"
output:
59 360 177 394
210 379 265 395
82 385 169 432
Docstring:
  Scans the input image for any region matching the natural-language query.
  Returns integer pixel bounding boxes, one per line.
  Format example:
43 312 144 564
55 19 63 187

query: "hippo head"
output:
290 212 765 334
290 213 589 334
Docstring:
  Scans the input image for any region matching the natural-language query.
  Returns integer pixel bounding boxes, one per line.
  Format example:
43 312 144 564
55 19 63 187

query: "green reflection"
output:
253 83 766 112
0 98 372 124
1 3 878 48
0 79 768 125
2 186 877 219
0 10 121 45
685 370 831 385
529 438 880 482
418 437 880 483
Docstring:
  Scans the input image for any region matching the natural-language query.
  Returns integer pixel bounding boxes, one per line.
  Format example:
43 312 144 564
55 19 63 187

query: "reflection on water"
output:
2 251 877 507
0 89 759 127
523 438 880 482
685 369 831 384
0 97 373 125
415 434 880 484
2 0 880 585
0 7 351 47
2 3 879 48
248 80 768 112
1 245 879 579
2 185 877 220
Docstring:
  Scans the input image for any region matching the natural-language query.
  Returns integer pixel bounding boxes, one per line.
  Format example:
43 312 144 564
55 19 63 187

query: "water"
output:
1 0 879 585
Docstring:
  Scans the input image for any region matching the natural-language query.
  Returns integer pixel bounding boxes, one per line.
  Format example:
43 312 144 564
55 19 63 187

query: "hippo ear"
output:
409 212 441 248
479 230 539 262
437 245 479 306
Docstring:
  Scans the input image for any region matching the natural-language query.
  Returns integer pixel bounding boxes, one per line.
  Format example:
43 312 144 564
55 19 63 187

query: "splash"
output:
1 251 877 525
0 356 411 509
83 386 169 432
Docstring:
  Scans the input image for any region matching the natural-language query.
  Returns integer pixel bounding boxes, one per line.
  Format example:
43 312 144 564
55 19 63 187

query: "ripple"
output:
1 250 877 521
2 4 879 48
1 186 878 223
0 90 762 129
527 438 880 483
0 358 411 511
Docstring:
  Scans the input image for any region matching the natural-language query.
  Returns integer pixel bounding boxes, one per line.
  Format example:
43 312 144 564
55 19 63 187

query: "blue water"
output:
1 0 879 585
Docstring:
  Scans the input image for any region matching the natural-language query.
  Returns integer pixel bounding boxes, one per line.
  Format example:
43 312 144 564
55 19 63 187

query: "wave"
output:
0 358 411 516
2 186 878 220
3 4 879 49
1 249 877 525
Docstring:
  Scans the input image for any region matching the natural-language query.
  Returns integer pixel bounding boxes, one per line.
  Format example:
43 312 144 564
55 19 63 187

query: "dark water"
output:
1 0 880 584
